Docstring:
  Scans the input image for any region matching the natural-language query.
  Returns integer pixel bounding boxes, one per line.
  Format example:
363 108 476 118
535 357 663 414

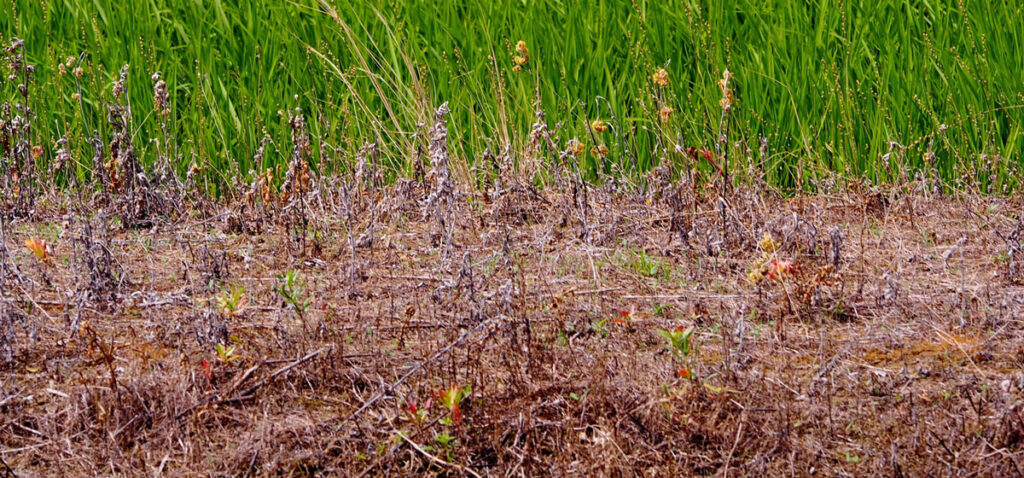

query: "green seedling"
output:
215 285 247 317
215 343 240 363
658 326 697 379
278 269 312 320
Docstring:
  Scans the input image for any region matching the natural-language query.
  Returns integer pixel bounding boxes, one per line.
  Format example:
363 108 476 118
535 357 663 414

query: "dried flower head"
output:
718 69 732 90
566 138 585 157
658 105 674 123
54 138 71 173
590 144 609 156
718 69 733 111
152 72 169 115
652 67 669 87
258 168 275 204
759 231 780 253
591 119 608 133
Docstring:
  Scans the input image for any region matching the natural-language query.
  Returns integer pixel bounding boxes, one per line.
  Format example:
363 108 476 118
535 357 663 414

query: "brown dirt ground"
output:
3 184 1024 476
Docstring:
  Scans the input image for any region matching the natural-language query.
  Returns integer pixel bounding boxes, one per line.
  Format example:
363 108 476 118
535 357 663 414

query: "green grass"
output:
2 0 1023 193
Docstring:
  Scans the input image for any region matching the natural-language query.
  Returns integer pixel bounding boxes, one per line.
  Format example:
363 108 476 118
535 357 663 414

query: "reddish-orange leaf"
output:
24 238 49 263
201 359 213 381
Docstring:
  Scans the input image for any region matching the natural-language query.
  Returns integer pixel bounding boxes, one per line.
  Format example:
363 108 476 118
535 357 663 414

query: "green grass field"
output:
3 0 1023 193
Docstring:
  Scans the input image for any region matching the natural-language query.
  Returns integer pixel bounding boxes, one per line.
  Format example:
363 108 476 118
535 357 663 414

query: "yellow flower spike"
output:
515 40 528 56
652 68 669 87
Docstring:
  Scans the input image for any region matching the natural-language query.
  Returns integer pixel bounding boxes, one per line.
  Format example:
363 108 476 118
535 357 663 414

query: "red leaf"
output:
201 359 212 381
698 148 723 174
767 259 793 281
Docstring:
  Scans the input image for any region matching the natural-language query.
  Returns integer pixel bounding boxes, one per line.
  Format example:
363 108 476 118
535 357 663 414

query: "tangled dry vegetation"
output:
6 40 1024 477
5 154 1024 476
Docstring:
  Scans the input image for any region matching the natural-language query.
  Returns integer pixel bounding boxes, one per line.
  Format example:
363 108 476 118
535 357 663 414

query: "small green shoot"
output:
215 343 240 363
658 326 697 379
215 285 247 317
278 269 312 320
